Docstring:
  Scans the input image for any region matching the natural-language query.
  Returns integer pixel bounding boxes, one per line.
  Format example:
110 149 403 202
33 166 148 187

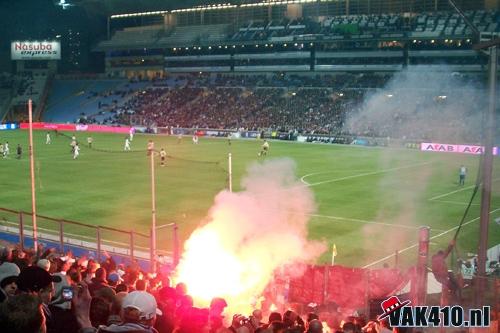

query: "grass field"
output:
0 130 498 268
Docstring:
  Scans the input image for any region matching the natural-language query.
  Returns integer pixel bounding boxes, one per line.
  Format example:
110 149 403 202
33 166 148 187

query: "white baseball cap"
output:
0 262 20 285
37 259 51 271
122 291 162 320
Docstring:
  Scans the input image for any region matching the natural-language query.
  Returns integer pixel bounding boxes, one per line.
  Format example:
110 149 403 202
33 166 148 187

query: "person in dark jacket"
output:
89 268 110 296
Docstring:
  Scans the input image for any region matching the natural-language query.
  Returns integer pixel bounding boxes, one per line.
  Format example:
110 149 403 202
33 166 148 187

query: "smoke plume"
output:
345 67 486 144
174 159 325 314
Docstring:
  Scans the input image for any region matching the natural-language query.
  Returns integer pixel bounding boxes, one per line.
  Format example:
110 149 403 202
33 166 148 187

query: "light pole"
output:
150 148 157 274
28 99 38 251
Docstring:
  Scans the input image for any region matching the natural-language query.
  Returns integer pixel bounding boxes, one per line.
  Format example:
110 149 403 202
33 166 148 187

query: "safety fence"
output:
0 207 180 271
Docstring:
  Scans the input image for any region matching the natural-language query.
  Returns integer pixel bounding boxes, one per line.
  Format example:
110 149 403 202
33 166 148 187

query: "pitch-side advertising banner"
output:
11 41 61 60
0 123 18 130
20 123 131 134
421 142 499 155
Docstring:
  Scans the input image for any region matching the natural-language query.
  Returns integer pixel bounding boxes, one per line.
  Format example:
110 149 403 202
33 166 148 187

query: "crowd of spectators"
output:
108 73 385 135
0 242 403 333
79 72 485 144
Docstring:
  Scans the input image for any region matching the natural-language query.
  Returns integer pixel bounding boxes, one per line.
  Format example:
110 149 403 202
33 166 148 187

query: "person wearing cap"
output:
0 262 20 303
73 283 161 333
107 272 122 289
50 272 80 333
38 259 51 272
17 266 62 333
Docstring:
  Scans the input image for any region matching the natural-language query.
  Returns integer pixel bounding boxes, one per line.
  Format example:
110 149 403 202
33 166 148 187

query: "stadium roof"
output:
77 0 289 15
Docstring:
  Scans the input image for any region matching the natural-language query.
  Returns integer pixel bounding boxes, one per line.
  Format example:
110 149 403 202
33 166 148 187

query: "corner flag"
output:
331 244 337 266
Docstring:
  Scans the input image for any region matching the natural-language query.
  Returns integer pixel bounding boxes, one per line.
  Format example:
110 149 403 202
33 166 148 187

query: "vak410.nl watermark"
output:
378 296 490 328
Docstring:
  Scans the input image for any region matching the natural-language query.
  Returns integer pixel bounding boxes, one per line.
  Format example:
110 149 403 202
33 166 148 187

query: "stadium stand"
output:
42 79 155 124
87 71 484 145
98 10 500 53
2 71 51 122
98 25 164 49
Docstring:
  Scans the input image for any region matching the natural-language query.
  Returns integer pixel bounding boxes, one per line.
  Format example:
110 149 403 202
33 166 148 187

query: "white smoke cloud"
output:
175 158 325 314
345 67 486 144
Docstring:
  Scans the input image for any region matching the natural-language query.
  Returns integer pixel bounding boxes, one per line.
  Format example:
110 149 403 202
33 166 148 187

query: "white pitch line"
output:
300 174 313 185
362 207 500 269
156 223 176 230
300 169 372 185
431 200 481 206
428 178 500 201
428 184 478 201
310 214 429 230
306 161 434 187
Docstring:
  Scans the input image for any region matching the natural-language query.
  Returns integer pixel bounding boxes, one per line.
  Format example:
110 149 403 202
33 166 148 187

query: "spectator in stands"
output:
283 310 305 329
268 312 283 324
136 279 147 291
174 306 209 333
17 266 62 333
90 297 111 328
49 271 79 333
115 283 128 293
0 294 46 333
0 261 20 303
37 259 51 272
341 322 357 333
268 321 286 333
124 270 139 292
106 272 122 289
431 239 459 299
84 260 100 284
306 319 323 333
89 267 110 296
73 284 161 333
248 309 263 331
209 297 227 332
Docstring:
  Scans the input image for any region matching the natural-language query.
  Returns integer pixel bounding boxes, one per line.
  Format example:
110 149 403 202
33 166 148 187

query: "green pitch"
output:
0 130 498 268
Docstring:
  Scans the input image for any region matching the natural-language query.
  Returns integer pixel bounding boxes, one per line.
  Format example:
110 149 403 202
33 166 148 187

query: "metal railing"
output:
0 207 180 271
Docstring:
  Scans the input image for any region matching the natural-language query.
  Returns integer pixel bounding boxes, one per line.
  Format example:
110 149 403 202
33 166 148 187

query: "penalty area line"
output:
428 178 500 201
309 214 432 231
362 207 500 269
304 161 434 187
431 200 481 206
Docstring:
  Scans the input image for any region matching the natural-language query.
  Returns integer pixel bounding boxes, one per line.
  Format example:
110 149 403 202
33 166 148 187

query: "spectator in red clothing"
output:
431 239 459 298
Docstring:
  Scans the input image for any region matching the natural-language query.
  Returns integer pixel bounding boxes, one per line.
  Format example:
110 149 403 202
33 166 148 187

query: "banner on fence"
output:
421 142 499 155
0 123 18 131
287 265 410 309
20 122 131 134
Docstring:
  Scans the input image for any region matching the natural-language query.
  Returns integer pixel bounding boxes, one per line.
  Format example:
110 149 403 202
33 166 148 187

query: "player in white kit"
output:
73 143 80 159
124 137 131 151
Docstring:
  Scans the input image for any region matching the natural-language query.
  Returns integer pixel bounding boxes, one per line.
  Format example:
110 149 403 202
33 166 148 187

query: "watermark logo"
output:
378 296 490 328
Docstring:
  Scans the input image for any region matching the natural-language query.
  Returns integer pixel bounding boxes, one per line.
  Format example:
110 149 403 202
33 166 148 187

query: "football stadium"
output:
0 0 498 332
